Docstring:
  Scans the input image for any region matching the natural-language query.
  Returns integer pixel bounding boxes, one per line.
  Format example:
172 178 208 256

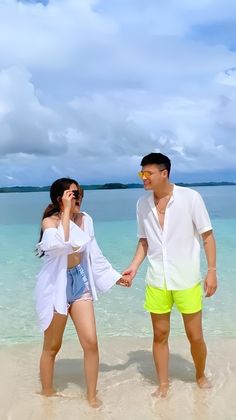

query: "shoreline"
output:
1 336 236 420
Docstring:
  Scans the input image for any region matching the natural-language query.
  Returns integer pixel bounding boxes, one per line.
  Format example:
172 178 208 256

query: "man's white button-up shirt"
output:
137 185 212 290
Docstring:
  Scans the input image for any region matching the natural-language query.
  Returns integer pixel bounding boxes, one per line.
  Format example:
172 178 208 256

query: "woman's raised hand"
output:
61 189 74 210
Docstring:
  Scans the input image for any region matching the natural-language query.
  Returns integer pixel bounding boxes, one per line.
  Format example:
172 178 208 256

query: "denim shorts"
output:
66 264 91 305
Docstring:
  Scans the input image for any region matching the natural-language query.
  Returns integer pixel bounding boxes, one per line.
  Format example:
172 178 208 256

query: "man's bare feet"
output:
87 395 103 408
152 382 169 398
39 388 58 397
197 375 212 389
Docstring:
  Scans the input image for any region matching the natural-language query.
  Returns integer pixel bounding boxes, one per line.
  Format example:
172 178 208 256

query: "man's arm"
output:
202 230 217 297
122 238 148 284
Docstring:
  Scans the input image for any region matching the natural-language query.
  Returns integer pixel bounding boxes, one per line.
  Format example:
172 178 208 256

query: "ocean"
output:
0 186 235 344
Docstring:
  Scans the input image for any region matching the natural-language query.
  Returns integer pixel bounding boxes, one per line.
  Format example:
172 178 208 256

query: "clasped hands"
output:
116 267 136 288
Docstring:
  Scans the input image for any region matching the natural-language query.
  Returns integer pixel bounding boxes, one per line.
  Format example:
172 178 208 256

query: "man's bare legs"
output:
182 311 211 388
151 312 171 397
40 313 68 396
70 300 102 408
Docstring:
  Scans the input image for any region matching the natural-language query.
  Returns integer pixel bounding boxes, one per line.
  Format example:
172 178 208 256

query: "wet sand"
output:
0 336 235 420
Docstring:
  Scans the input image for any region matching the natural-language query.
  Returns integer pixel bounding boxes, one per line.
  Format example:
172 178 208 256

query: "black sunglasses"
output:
72 190 81 200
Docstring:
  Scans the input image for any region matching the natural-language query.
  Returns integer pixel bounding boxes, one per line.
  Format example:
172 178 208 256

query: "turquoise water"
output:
0 186 235 344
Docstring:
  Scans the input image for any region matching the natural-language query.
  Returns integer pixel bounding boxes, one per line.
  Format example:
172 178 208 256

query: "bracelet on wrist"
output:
208 267 216 271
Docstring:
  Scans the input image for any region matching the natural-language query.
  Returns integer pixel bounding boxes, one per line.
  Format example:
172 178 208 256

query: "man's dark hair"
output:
141 153 171 177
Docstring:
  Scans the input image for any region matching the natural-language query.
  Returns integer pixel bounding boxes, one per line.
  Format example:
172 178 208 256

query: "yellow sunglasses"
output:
138 169 165 179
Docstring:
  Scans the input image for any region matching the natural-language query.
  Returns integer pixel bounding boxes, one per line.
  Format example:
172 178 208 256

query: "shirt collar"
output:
147 184 175 210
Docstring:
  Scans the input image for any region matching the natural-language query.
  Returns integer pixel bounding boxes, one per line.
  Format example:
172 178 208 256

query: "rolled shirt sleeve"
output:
137 199 147 238
192 191 212 235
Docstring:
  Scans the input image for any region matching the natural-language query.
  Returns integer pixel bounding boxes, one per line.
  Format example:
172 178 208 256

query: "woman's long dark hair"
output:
37 177 83 255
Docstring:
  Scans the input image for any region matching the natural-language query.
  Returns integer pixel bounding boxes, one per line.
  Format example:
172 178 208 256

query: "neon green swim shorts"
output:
144 282 203 314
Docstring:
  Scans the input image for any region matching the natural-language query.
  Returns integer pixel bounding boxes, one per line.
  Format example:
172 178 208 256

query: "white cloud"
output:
0 66 67 156
216 68 236 86
0 0 236 185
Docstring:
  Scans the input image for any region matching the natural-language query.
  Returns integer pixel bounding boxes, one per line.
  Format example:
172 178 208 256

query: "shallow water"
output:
0 186 235 343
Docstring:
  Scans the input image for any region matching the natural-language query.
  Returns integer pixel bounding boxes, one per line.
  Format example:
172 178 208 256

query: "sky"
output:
0 0 236 186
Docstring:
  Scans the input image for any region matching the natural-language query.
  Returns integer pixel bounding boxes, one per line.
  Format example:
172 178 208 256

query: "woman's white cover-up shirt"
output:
137 185 212 290
35 212 121 332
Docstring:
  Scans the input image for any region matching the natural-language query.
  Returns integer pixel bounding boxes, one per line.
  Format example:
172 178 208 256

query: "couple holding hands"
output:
35 153 217 407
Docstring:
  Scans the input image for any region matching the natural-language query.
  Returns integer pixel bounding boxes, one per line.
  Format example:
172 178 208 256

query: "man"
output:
123 152 217 398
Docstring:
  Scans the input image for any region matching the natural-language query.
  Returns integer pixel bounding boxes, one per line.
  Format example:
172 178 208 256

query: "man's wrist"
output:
130 264 138 273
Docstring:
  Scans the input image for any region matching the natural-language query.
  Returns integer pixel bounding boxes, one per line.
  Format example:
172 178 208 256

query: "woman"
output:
35 178 128 407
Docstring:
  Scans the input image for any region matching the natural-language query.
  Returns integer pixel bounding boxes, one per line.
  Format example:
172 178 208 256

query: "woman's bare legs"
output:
70 300 101 408
39 313 68 396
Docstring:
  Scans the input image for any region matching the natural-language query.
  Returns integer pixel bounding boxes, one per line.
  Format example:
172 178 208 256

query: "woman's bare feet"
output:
87 395 103 408
197 375 212 389
152 382 169 398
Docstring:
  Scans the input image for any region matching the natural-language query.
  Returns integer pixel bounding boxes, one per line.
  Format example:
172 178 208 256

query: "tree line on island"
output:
0 181 235 193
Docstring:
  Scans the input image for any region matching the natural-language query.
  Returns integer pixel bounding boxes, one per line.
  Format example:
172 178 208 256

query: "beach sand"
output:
0 336 235 420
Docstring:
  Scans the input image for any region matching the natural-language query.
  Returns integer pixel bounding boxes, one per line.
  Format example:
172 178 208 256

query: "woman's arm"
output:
38 216 89 257
82 213 122 292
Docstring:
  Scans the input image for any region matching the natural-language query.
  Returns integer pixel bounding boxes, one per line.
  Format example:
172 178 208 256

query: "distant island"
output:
0 181 235 193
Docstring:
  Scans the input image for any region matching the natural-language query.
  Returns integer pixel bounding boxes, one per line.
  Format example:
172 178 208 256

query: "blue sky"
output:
1 0 236 186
